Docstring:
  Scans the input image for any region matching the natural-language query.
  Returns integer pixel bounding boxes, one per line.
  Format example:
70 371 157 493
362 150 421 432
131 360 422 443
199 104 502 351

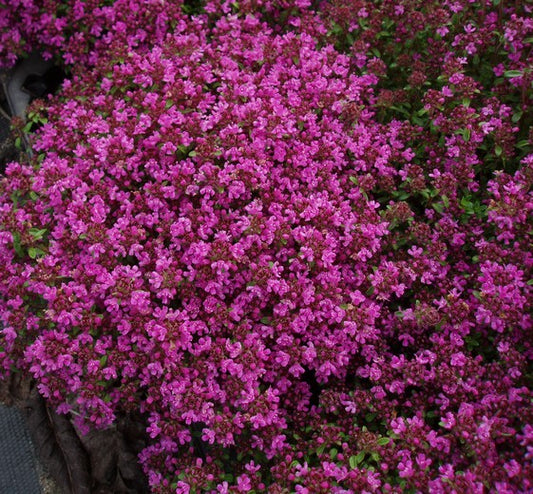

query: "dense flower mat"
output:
0 1 532 492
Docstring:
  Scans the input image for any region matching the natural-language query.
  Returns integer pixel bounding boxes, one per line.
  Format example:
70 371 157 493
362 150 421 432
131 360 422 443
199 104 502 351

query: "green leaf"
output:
389 105 410 116
460 197 474 213
512 111 523 123
12 232 24 257
433 202 444 214
30 247 46 259
377 437 390 446
349 451 366 469
393 191 409 201
504 70 523 78
495 145 503 157
465 335 480 348
330 448 338 459
29 228 47 240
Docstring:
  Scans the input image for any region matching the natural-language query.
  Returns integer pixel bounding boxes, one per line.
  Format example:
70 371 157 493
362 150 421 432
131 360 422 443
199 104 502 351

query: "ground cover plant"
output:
0 0 532 492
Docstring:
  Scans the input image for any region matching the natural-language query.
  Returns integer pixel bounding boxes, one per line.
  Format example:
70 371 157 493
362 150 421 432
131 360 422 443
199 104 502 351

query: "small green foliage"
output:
349 451 366 469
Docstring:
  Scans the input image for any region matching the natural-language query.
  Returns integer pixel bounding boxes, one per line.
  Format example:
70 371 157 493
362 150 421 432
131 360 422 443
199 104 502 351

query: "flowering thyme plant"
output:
0 0 532 492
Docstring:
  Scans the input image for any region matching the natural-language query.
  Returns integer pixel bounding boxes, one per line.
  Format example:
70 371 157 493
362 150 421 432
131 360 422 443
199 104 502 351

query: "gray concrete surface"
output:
0 404 41 494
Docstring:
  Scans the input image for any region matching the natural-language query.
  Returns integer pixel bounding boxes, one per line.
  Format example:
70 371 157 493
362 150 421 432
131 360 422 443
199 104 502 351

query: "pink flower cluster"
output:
0 0 532 492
